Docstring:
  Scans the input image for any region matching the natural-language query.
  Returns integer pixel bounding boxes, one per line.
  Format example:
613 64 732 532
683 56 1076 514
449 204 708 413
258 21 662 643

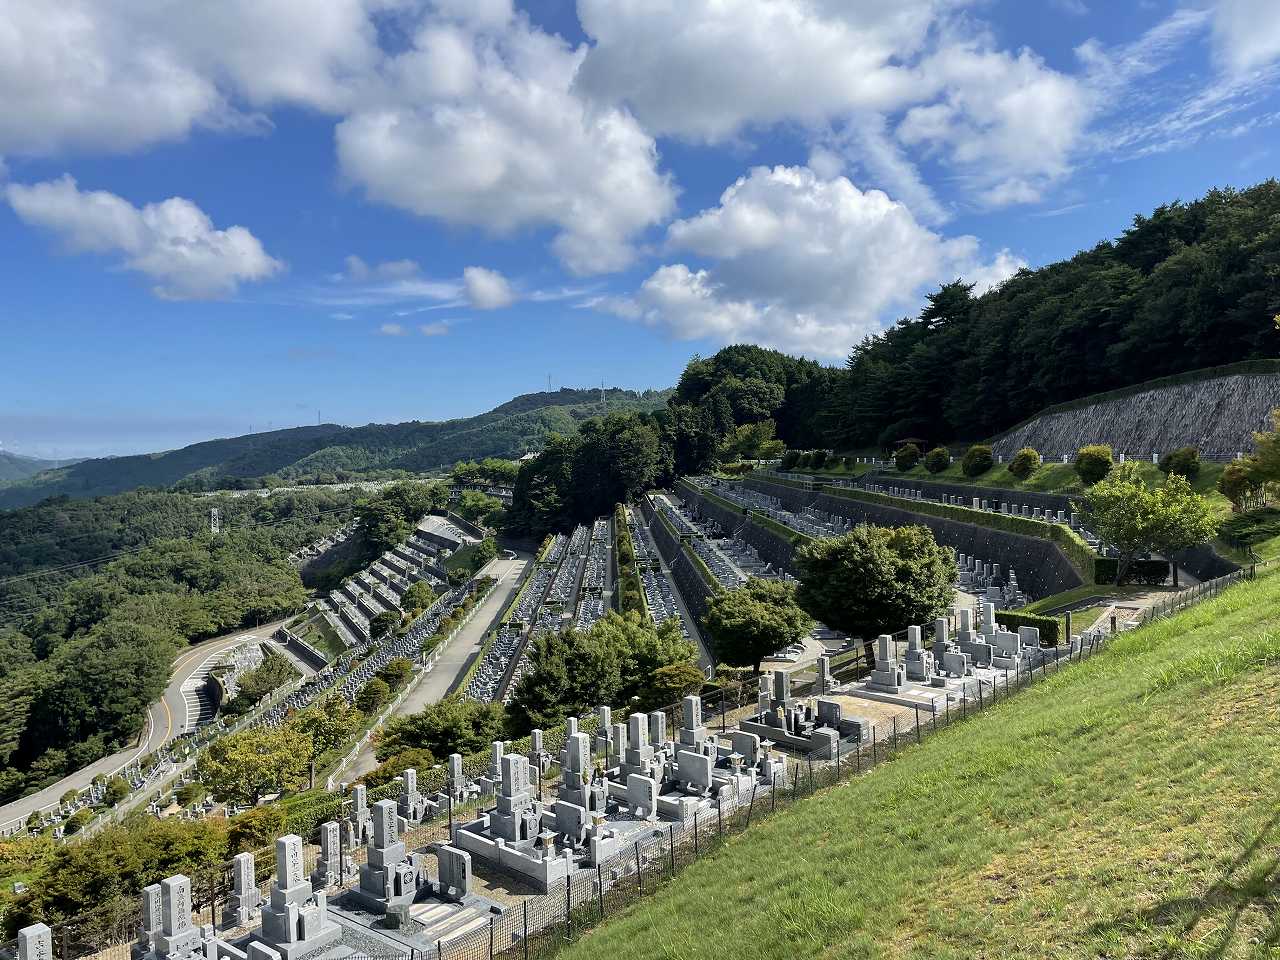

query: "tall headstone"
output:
257 835 341 960
18 924 51 960
398 767 426 823
865 635 906 694
353 800 426 925
311 822 344 891
815 656 832 695
225 851 263 927
678 695 708 748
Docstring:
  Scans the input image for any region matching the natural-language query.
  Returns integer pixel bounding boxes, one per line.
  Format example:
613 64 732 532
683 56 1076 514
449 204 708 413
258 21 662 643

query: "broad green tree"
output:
288 697 361 788
794 526 954 646
701 578 813 673
1075 462 1219 584
196 726 310 807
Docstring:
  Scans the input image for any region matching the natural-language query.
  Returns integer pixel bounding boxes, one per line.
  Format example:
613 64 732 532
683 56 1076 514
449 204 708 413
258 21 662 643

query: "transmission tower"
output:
210 508 221 535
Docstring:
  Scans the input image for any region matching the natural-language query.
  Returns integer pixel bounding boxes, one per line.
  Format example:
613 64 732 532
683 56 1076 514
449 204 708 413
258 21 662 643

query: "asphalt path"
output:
343 552 531 780
0 618 290 833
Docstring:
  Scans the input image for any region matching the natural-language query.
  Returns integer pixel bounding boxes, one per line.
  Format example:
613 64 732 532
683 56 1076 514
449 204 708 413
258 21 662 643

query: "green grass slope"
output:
0 387 671 508
564 568 1280 960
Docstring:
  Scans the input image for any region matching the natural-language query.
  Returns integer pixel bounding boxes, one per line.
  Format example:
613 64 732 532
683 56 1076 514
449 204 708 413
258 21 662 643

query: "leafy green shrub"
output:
780 450 801 470
923 447 950 474
1075 445 1113 485
796 452 812 469
64 809 93 835
1159 446 1201 480
810 450 829 469
1218 459 1261 510
104 776 131 807
894 443 922 472
961 444 994 477
993 609 1059 646
1008 447 1041 480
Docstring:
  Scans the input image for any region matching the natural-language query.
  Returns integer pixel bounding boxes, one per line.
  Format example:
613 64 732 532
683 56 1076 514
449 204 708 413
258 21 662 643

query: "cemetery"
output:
0 581 1196 960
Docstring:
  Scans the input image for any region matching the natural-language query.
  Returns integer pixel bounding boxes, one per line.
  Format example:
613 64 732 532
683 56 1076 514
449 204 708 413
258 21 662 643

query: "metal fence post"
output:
635 841 643 895
693 810 699 855
523 901 529 960
914 706 922 743
565 877 572 941
597 863 605 919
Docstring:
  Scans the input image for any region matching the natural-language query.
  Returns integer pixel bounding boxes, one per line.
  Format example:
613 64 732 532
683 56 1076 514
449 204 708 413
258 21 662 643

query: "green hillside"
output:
563 568 1280 960
0 452 79 484
0 387 671 509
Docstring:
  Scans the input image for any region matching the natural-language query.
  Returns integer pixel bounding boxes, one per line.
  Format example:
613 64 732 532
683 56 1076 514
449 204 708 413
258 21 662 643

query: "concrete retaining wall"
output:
812 493 1084 599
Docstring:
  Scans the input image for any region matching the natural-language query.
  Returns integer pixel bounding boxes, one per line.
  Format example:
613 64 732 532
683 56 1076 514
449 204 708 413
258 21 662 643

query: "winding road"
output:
0 618 296 835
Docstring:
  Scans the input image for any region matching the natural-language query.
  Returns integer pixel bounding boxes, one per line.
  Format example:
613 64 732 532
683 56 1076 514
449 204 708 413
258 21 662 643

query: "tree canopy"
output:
794 526 955 643
1074 463 1220 584
701 578 813 672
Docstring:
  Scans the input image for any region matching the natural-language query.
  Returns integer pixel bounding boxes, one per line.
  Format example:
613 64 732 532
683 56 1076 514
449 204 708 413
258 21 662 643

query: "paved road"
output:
0 619 289 833
344 553 531 780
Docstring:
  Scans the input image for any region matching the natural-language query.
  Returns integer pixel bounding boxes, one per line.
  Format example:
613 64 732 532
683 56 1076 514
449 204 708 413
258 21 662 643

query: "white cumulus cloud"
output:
0 0 386 156
1210 0 1280 73
335 8 675 275
5 175 282 299
603 165 1023 358
463 266 515 309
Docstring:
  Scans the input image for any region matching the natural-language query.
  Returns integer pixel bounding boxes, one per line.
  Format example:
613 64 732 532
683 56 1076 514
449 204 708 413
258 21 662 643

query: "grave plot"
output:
453 693 788 893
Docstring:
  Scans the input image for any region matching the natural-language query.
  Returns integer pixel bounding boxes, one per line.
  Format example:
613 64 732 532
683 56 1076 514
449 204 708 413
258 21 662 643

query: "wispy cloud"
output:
377 322 406 336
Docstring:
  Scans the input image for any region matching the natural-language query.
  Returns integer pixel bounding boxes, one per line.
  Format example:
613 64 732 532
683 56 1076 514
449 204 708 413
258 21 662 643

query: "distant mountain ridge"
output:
0 451 81 483
0 387 671 509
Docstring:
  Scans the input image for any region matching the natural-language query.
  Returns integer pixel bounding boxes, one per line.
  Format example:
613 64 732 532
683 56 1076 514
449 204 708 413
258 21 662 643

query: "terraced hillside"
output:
563 566 1280 960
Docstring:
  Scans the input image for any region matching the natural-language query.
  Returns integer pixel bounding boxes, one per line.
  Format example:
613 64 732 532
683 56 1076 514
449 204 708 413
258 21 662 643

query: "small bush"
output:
1008 447 1041 480
961 444 994 477
1075 444 1114 485
63 809 93 835
923 447 950 474
993 609 1060 646
780 450 801 470
810 450 829 469
1159 446 1201 480
894 443 922 472
796 452 812 469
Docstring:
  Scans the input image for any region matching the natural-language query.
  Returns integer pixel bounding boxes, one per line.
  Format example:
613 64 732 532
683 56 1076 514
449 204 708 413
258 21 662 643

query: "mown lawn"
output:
562 568 1280 960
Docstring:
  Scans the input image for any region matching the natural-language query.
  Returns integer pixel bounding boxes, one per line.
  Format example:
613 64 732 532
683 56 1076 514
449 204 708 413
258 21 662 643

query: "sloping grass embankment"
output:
563 566 1280 960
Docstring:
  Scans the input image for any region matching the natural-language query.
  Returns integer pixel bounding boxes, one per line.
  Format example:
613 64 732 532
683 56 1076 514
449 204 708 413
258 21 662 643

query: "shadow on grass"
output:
1086 807 1280 958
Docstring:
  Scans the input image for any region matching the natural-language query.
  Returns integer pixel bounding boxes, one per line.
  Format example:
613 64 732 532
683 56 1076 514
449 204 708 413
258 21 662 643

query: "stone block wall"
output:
812 493 1084 599
990 370 1280 459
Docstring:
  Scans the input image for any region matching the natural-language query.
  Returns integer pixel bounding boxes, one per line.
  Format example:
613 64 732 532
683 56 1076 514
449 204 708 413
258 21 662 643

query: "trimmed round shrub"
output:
960 444 994 477
780 450 801 470
810 449 829 469
796 452 813 469
1074 444 1114 485
1008 446 1042 480
923 447 950 474
1158 445 1201 480
894 443 922 471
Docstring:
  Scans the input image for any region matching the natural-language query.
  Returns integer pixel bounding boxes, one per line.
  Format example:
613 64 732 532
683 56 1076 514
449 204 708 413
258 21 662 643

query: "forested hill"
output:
837 180 1280 449
0 387 671 509
0 452 80 484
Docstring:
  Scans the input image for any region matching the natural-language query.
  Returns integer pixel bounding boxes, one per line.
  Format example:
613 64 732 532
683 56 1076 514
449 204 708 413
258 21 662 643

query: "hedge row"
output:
1094 557 1171 585
747 509 816 548
993 609 1061 646
822 486 1098 583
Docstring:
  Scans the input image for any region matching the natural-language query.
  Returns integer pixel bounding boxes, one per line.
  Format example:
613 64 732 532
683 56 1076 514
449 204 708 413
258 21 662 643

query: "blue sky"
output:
2 0 1278 458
